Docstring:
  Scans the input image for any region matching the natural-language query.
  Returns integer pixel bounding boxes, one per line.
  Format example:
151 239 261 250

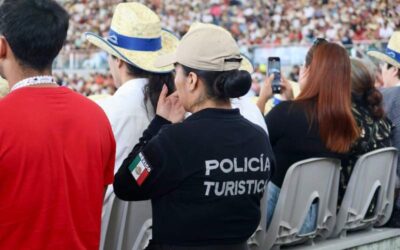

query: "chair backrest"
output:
101 193 153 250
262 158 341 250
248 184 268 250
331 147 398 238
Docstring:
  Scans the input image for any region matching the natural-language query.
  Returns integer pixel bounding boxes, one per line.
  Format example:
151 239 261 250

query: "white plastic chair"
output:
101 193 152 250
330 147 398 238
262 158 341 250
248 183 268 250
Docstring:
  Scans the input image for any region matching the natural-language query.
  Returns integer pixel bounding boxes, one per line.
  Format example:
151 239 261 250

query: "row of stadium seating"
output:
251 147 397 249
105 147 398 250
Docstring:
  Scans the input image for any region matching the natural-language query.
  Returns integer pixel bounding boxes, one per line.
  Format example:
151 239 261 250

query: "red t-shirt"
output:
0 87 115 249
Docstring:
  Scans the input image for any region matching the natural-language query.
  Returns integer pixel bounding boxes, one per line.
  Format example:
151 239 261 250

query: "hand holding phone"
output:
257 70 294 113
267 57 281 94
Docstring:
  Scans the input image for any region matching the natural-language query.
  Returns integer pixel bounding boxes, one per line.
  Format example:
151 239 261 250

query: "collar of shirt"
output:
114 78 149 98
96 78 151 116
186 108 241 122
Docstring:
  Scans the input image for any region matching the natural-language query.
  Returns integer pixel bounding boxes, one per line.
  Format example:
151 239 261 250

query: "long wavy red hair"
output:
296 43 359 153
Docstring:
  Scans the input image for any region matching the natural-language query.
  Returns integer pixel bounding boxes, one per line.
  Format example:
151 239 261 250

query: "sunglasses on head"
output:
313 38 327 46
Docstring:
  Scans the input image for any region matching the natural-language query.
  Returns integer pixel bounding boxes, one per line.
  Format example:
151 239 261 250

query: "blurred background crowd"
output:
54 0 399 96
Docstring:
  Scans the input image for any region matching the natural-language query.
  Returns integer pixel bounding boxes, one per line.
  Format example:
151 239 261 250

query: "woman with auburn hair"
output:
258 41 359 233
295 43 360 153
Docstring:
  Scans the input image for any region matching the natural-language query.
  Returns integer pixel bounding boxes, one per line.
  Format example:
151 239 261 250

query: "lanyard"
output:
11 75 57 92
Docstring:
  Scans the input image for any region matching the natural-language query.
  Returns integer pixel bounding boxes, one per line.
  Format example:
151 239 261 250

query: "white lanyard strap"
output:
11 75 57 92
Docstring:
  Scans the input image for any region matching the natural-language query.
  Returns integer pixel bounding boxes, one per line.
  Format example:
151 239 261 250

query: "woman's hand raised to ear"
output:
166 91 186 123
156 85 185 123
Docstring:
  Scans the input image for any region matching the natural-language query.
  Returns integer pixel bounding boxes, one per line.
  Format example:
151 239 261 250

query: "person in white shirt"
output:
231 54 268 134
231 97 268 134
379 21 394 40
85 3 179 250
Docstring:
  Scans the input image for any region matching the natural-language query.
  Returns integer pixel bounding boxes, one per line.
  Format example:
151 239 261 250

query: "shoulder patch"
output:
128 153 151 186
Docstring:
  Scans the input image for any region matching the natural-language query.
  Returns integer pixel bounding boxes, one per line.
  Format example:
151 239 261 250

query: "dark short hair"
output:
0 0 69 71
351 58 384 119
110 55 175 113
126 63 175 113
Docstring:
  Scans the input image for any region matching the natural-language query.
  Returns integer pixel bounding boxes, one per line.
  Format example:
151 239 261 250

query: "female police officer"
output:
114 23 274 250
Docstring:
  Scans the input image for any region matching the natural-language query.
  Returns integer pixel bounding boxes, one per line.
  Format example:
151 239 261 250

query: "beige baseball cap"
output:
154 23 244 71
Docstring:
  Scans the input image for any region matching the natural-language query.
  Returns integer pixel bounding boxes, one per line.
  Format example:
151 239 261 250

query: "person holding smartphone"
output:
258 40 359 234
256 73 293 113
113 23 274 250
256 57 296 114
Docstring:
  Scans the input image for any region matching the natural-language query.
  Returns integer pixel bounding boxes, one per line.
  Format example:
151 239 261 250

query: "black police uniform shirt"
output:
114 108 275 246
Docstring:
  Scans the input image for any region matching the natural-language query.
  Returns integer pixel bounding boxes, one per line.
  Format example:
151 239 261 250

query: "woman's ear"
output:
391 67 399 78
116 57 124 69
187 72 198 92
0 37 8 60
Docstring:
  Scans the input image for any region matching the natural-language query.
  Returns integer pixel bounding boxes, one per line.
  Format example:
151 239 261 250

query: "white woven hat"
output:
367 31 400 69
85 2 179 73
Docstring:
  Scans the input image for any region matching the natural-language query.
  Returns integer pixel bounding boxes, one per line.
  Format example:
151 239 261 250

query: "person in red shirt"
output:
0 0 116 249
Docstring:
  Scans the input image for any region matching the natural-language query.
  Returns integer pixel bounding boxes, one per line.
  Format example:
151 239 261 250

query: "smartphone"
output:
267 57 281 94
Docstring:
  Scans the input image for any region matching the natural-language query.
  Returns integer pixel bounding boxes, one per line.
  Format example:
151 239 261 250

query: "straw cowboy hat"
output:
368 31 400 69
155 22 254 73
85 2 179 73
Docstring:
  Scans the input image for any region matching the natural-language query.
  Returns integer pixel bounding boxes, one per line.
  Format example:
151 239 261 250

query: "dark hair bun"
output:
214 70 252 98
365 88 384 119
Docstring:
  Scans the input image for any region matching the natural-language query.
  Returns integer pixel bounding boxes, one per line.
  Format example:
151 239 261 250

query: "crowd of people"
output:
54 72 116 96
1 0 400 250
57 0 399 97
61 0 399 50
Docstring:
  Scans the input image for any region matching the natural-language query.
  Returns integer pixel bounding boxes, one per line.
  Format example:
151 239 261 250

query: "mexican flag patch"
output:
128 153 151 186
